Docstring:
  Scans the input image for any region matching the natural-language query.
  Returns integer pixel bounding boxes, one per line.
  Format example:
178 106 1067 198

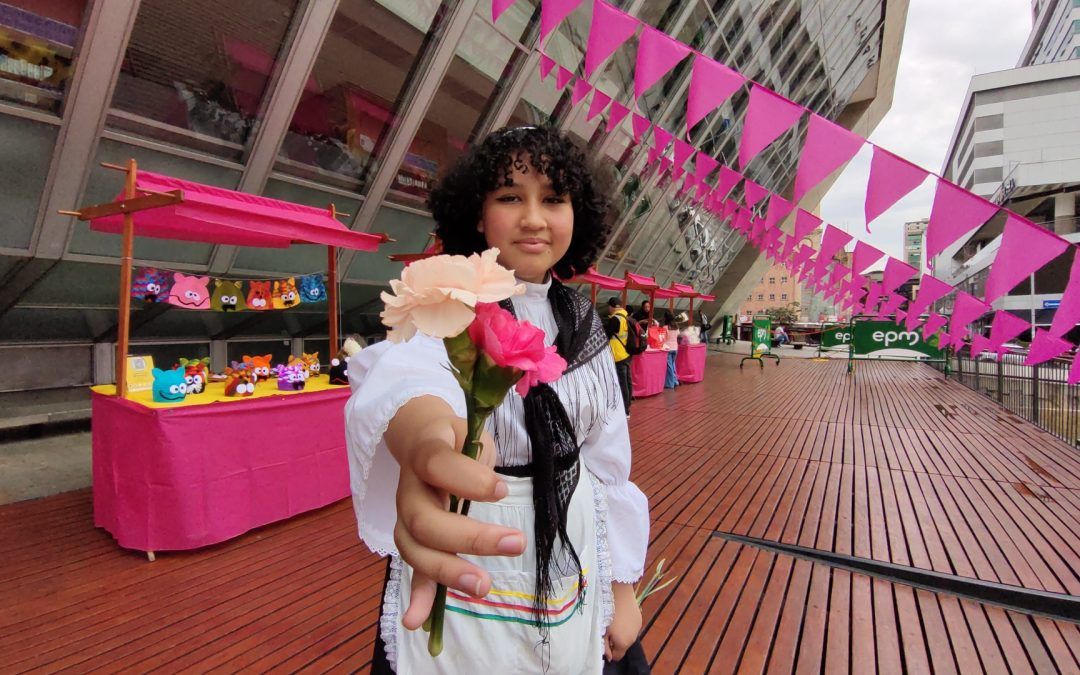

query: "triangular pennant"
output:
877 293 905 320
763 194 794 229
818 225 852 263
970 334 990 358
904 275 953 331
586 89 611 120
949 292 990 341
673 138 695 169
652 125 673 152
925 178 999 259
988 310 1030 356
920 313 948 340
864 146 929 227
541 0 585 45
631 113 650 142
851 241 884 274
893 309 907 326
722 199 738 220
984 214 1070 304
715 166 742 200
555 65 574 90
634 25 692 99
793 114 864 203
606 100 630 132
694 153 719 180
539 53 557 81
694 181 711 204
686 56 745 133
584 0 640 77
793 209 822 241
743 179 768 210
1024 329 1072 366
738 85 805 169
672 165 685 183
1050 250 1080 338
882 257 919 295
493 0 517 22
571 77 592 105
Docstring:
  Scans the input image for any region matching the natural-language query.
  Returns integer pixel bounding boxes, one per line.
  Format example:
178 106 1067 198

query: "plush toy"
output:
246 280 272 310
287 354 312 380
167 273 211 309
272 277 300 309
274 363 307 391
328 336 363 385
242 354 273 382
152 367 188 403
223 368 256 397
210 279 247 312
301 351 321 377
131 267 172 303
177 357 210 394
299 274 327 303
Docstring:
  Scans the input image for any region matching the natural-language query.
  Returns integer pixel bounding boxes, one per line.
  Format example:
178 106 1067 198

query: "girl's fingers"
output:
409 440 507 503
403 573 437 630
394 505 493 598
407 503 525 557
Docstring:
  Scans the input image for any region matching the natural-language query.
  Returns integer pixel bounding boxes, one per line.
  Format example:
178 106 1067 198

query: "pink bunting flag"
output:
970 334 990 358
864 146 929 227
984 215 1070 304
920 313 948 340
571 77 592 105
539 53 557 81
555 66 574 90
851 241 884 275
877 293 905 320
793 114 865 203
925 179 999 260
634 25 692 99
631 113 650 142
948 292 990 342
715 166 742 200
658 156 673 175
694 182 711 204
1050 250 1080 338
586 89 611 120
764 194 794 229
493 0 517 22
584 0 640 77
893 309 908 326
606 100 630 132
540 0 585 46
738 85 805 169
793 209 822 240
780 235 797 262
818 225 852 263
722 199 738 220
686 56 745 133
673 138 695 169
672 165 685 183
1069 355 1080 385
988 310 1030 357
904 275 953 331
743 179 768 210
733 209 752 235
652 125 673 153
694 153 719 181
1024 330 1072 366
882 257 918 295
646 145 662 166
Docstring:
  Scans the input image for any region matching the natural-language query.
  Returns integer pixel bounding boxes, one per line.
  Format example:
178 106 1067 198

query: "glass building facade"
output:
0 0 902 391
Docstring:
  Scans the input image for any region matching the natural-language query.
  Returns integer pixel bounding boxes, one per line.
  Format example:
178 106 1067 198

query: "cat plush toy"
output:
301 351 320 377
210 279 247 312
152 367 188 403
299 274 327 303
246 280 272 310
177 357 210 394
287 354 312 380
274 363 306 391
328 336 363 385
272 277 300 309
132 267 172 303
223 368 256 397
167 273 211 309
242 354 273 383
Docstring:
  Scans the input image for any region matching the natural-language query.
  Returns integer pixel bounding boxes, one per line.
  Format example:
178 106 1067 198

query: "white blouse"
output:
344 279 649 582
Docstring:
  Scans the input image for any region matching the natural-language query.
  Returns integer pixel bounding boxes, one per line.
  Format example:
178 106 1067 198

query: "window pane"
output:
346 206 435 282
0 114 58 249
0 1 88 114
275 0 444 191
385 14 524 208
109 0 302 161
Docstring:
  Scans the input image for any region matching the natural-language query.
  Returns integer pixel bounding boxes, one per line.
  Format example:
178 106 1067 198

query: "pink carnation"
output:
468 303 567 397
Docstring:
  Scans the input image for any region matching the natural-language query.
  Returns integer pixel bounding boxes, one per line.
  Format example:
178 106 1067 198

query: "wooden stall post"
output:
327 205 340 355
115 158 138 399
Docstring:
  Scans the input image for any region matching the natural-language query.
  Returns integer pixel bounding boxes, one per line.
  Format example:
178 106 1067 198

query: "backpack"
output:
623 315 647 356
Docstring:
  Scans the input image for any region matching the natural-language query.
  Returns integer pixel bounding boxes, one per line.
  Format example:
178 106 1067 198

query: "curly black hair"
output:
428 125 612 280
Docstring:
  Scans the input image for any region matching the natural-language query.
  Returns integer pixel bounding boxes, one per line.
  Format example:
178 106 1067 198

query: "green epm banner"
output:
751 315 771 355
851 320 944 359
819 324 850 350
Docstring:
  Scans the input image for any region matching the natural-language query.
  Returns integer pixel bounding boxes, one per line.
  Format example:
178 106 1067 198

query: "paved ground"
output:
0 428 91 505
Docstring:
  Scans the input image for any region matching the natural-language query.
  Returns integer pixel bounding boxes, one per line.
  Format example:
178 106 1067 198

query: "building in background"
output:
1017 0 1080 66
935 5 1080 339
904 218 927 272
0 0 906 394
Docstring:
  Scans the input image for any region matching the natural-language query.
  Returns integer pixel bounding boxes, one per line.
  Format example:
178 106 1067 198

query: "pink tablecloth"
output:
676 343 707 383
631 349 666 398
91 387 351 552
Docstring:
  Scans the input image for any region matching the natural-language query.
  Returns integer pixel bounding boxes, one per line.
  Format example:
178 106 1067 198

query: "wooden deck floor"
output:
2 353 1078 673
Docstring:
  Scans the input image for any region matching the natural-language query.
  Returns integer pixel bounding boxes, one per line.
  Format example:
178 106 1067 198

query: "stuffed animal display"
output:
299 274 327 303
177 357 210 394
210 280 247 312
242 354 273 382
224 368 256 397
152 367 188 403
272 277 300 309
167 273 211 309
275 363 307 391
131 267 172 303
131 268 320 312
246 281 272 310
301 351 321 376
328 336 363 385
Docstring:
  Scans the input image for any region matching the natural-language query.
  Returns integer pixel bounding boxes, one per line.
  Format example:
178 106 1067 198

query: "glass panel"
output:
386 14 524 208
231 178 361 273
0 307 96 340
227 338 293 366
19 261 119 306
0 1 88 114
489 0 539 43
0 113 58 249
109 0 302 161
128 342 210 371
66 139 240 264
346 206 435 282
275 0 444 191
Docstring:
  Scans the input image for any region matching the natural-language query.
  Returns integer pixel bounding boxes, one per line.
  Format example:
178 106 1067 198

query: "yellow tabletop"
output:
92 375 348 409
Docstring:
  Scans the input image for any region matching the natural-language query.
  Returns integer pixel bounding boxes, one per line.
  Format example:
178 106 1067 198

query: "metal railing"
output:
929 354 1080 447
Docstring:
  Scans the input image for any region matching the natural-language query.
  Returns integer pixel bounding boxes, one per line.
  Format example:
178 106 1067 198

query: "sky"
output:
818 0 1032 265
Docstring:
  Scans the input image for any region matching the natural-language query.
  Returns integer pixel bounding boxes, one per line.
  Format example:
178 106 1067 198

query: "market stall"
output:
670 283 714 383
64 160 386 557
623 272 667 398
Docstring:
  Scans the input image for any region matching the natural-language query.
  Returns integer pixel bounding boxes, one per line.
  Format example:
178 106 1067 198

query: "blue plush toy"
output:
152 367 188 403
299 273 327 303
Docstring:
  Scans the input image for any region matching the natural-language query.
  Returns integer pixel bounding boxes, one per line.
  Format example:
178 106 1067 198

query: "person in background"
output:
633 299 653 325
662 310 680 389
606 297 633 417
774 324 789 346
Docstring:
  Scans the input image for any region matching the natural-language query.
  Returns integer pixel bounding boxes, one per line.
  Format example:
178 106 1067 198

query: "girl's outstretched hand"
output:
384 396 526 630
604 583 643 662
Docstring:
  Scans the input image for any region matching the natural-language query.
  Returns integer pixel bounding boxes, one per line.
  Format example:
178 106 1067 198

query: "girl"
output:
345 126 649 673
662 311 680 389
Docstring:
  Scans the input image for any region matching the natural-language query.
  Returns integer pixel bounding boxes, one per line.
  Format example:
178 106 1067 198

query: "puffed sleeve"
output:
580 400 650 583
343 334 465 556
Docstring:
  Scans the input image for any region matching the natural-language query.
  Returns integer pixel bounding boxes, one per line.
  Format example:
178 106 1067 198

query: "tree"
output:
768 302 801 326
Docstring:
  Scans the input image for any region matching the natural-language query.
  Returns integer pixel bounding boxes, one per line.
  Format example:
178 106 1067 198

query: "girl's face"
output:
479 158 573 284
